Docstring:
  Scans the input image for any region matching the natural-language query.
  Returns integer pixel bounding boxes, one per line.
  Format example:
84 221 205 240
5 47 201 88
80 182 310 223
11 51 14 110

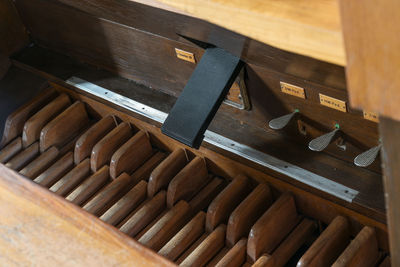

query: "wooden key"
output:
50 158 90 196
148 148 188 197
206 248 229 267
332 226 379 267
130 151 166 185
159 211 206 261
0 88 57 148
0 137 22 163
215 238 247 267
227 183 272 247
297 216 350 267
206 174 250 232
109 131 153 179
189 177 225 216
74 115 116 164
139 200 190 251
66 165 110 206
34 151 74 187
176 234 208 264
261 218 316 267
83 173 135 216
22 93 71 148
119 190 166 237
180 224 226 267
167 157 209 207
90 122 132 172
40 101 90 152
252 255 272 267
5 142 39 171
247 192 299 262
19 146 59 179
100 180 148 226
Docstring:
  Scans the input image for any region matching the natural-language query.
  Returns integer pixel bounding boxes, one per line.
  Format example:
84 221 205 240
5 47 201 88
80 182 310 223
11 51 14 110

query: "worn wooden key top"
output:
139 200 190 251
100 180 148 226
260 218 316 267
34 151 74 187
180 224 226 267
50 158 90 196
83 173 135 216
90 121 132 172
74 115 117 164
247 192 299 262
119 190 166 237
167 157 209 207
66 165 110 206
0 88 57 148
159 211 206 261
109 131 153 179
206 174 250 232
227 183 272 247
189 177 225 216
332 226 379 267
130 151 166 186
5 142 39 171
22 93 71 148
0 137 22 163
148 148 188 197
297 216 350 267
19 146 59 179
40 101 90 152
252 255 272 267
215 238 247 267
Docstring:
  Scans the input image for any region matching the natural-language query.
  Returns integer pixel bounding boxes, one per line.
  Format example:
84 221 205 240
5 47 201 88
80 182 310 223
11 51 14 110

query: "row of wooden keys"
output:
0 88 389 266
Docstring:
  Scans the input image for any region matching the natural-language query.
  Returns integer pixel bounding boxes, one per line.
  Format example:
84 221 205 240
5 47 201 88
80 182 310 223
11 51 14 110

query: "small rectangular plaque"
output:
319 94 347 112
363 111 379 122
175 48 196 63
280 82 306 99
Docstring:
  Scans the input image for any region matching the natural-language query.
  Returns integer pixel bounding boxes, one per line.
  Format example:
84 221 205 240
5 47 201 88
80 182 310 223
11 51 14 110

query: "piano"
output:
0 0 397 266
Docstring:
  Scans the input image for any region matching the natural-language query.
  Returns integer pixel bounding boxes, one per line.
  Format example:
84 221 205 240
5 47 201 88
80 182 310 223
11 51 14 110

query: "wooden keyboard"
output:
0 85 389 267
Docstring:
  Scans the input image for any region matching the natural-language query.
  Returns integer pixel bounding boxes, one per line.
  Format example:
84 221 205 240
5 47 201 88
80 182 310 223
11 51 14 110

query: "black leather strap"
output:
161 47 243 148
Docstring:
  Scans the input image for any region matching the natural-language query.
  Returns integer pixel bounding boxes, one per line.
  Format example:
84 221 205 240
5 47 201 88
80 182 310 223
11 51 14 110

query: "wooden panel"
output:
15 0 202 98
0 0 28 56
339 0 400 121
379 117 400 267
152 0 345 65
0 164 174 266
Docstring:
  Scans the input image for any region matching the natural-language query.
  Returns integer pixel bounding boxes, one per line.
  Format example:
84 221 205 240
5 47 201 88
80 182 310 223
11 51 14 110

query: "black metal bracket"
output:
161 47 243 148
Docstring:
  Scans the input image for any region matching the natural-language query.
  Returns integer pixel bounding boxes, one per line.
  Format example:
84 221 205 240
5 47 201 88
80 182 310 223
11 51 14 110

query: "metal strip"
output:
66 77 358 202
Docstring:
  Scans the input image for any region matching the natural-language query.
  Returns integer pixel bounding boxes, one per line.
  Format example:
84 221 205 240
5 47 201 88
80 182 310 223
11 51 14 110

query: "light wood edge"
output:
0 163 175 266
137 0 346 66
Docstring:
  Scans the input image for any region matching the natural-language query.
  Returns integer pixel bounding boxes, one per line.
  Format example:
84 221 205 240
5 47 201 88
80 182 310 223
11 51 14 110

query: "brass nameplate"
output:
363 111 379 123
319 94 347 112
280 82 306 99
175 48 196 63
